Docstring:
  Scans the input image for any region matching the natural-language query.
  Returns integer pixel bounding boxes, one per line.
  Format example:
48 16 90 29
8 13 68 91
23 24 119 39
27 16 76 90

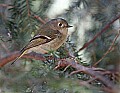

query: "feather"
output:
11 50 28 65
11 35 54 64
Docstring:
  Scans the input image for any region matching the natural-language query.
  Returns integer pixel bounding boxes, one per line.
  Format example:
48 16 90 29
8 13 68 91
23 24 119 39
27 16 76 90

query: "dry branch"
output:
0 4 13 8
93 30 120 67
78 14 120 51
0 53 119 92
26 0 46 24
55 58 119 93
0 51 53 68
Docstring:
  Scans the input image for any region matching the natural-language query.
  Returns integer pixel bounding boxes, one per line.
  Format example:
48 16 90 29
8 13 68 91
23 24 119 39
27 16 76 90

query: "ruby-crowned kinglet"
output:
11 18 72 64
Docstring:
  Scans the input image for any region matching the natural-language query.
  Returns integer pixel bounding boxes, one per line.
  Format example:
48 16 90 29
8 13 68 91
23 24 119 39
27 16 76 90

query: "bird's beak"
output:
67 25 73 28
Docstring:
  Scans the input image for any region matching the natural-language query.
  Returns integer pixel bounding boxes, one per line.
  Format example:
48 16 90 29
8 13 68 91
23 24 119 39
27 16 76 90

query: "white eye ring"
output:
58 22 64 27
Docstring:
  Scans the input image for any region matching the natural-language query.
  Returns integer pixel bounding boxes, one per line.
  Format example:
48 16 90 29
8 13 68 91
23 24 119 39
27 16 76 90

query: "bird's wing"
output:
21 34 54 52
21 27 61 52
11 34 54 65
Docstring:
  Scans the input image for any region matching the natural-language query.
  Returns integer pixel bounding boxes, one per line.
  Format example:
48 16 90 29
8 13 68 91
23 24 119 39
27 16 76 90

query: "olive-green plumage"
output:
11 18 72 64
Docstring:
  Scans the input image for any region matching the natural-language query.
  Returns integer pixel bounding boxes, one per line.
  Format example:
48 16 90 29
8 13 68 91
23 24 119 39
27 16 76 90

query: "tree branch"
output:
25 0 46 24
93 30 120 67
1 54 119 92
55 58 119 93
78 14 120 51
26 0 31 16
0 51 53 68
0 4 13 8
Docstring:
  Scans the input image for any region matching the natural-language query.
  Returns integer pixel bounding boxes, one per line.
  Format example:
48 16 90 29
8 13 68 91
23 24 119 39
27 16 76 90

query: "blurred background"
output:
0 0 120 93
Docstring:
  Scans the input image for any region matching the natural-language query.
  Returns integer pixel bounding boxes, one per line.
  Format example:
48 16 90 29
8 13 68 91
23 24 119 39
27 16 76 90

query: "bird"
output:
11 18 72 64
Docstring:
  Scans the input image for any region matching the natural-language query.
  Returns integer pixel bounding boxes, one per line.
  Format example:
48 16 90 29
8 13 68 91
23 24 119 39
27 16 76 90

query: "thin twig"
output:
25 0 45 24
26 0 31 16
69 70 83 76
93 30 120 67
33 14 46 24
78 14 120 51
0 4 13 8
62 64 71 72
87 77 98 83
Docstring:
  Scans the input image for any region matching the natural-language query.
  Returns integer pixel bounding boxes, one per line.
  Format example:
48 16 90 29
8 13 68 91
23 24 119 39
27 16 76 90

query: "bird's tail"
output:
11 50 27 65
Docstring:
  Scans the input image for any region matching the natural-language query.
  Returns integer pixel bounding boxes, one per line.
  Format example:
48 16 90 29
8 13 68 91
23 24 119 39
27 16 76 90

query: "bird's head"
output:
48 18 72 35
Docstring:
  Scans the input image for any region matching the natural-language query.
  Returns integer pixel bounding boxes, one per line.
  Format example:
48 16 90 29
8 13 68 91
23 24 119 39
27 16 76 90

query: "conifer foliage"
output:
0 0 120 93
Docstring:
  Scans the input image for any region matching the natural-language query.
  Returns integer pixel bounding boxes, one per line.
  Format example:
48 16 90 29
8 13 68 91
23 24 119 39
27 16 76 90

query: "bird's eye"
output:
58 23 63 27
